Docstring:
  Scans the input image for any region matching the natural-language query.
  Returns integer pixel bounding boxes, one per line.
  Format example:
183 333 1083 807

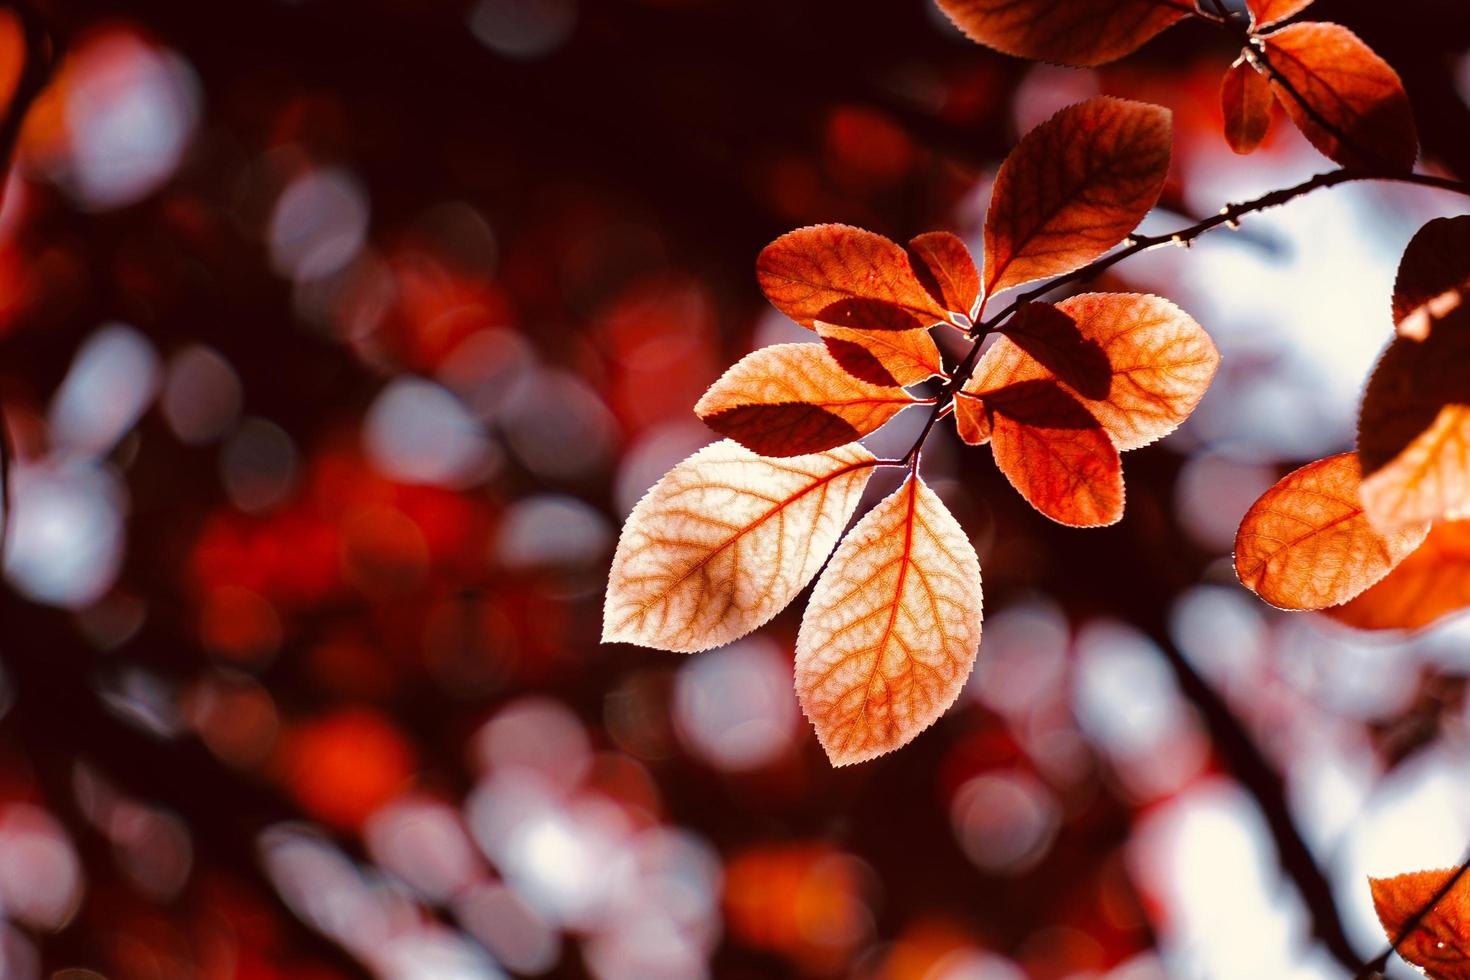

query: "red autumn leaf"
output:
1234 453 1429 610
757 224 951 331
695 343 925 456
932 0 1188 68
1328 522 1470 631
983 98 1171 298
1246 0 1314 30
603 440 877 652
1261 22 1418 172
985 380 1125 527
282 708 416 831
796 474 982 765
953 391 992 446
1358 308 1470 531
816 320 944 388
1393 215 1470 341
964 293 1219 451
1221 57 1274 155
1370 868 1470 979
909 231 980 318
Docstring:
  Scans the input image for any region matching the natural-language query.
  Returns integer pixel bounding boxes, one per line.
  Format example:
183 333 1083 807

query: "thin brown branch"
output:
898 165 1470 466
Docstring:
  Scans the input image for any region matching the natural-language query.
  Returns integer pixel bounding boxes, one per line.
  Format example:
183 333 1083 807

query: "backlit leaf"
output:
603 440 876 653
983 380 1125 527
933 0 1188 67
1221 57 1274 155
1234 453 1429 610
909 231 980 318
1247 0 1314 30
964 293 1219 451
796 474 982 765
1358 309 1470 531
757 224 950 330
1261 22 1417 172
695 343 924 456
1393 215 1470 340
983 98 1171 297
1328 522 1470 632
954 391 991 446
816 320 944 388
1370 868 1470 979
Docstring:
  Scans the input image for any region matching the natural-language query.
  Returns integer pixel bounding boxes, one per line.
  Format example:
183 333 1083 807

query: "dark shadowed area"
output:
1 0 1470 978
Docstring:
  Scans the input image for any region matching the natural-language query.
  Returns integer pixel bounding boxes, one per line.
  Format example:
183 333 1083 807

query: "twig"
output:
1354 851 1470 978
893 167 1470 468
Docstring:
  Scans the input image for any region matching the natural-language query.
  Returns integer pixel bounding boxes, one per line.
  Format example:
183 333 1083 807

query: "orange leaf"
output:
909 231 980 318
1221 57 1274 155
964 293 1219 451
603 440 876 652
1246 0 1313 30
932 0 1188 67
983 380 1125 527
796 474 982 765
1234 453 1429 610
1370 868 1470 979
983 98 1171 297
816 320 944 388
1358 309 1470 531
1329 522 1470 631
953 391 991 446
1261 22 1417 172
757 224 950 331
1393 216 1470 341
695 343 924 456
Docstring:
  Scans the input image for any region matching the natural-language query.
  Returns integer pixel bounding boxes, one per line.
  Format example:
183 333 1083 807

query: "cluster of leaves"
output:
935 0 1418 172
602 0 1453 768
1235 217 1470 631
604 95 1220 765
930 1 1470 963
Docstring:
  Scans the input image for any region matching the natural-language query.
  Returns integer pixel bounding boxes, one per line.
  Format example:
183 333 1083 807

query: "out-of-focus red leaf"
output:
281 708 415 831
909 231 980 317
757 224 950 330
1328 522 1470 631
816 320 944 388
1358 308 1470 531
983 98 1171 297
1221 58 1274 154
1234 453 1429 610
694 343 923 456
824 105 915 191
796 475 983 764
932 0 1188 67
1247 0 1314 29
985 380 1125 527
965 293 1218 450
1393 216 1470 340
1261 22 1417 171
1370 868 1470 979
724 844 870 972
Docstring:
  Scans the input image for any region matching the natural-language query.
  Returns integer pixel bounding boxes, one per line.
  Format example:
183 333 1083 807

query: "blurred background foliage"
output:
1 0 1470 978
